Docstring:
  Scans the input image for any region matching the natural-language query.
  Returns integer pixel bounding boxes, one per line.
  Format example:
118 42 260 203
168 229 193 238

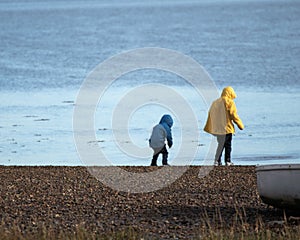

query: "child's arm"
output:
167 129 173 148
229 101 244 130
161 122 173 148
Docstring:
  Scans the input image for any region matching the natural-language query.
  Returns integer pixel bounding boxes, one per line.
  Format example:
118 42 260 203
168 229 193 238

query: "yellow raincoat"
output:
204 86 244 135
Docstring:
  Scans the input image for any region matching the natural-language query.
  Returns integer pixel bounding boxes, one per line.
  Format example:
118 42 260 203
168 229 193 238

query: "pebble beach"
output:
1 165 299 239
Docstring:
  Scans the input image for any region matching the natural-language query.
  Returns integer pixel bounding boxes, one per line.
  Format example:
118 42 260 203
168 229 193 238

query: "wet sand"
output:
0 166 297 239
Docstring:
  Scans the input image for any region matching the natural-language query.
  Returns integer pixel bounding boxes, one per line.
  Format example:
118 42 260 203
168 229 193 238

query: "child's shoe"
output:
226 162 234 166
214 160 222 166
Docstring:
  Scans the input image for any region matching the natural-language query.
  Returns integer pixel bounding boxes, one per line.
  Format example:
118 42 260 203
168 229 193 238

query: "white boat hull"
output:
256 164 300 210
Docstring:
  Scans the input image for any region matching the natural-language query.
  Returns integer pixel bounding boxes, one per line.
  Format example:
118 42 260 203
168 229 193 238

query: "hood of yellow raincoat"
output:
221 86 236 99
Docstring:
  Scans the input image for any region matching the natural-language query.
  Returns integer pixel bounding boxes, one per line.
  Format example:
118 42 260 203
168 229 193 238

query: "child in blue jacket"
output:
149 114 173 166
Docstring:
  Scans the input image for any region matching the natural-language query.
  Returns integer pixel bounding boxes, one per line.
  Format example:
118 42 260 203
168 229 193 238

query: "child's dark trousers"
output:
151 145 168 166
215 133 232 165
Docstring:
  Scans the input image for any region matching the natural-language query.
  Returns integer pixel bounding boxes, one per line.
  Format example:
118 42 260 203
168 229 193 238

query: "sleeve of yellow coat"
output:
229 101 244 130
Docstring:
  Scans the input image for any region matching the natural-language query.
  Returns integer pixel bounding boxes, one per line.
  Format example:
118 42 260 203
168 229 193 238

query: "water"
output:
0 0 299 166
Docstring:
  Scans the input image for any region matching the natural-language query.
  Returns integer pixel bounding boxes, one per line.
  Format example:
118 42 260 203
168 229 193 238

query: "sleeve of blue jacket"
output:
166 126 173 147
159 114 173 148
160 122 172 147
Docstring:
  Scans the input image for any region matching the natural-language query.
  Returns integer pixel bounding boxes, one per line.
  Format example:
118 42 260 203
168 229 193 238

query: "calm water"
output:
0 0 299 165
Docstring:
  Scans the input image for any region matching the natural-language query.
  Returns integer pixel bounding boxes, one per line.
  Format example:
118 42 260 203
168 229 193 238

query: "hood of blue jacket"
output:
159 114 173 128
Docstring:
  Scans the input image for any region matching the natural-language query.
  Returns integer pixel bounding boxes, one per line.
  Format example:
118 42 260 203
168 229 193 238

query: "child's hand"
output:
168 142 173 148
238 123 244 130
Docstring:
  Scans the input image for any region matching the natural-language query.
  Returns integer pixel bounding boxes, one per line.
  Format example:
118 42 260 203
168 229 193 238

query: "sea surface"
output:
0 0 299 166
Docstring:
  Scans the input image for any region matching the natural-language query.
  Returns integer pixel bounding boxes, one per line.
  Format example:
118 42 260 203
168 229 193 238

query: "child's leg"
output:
161 145 169 165
215 135 225 165
151 152 159 166
224 133 232 163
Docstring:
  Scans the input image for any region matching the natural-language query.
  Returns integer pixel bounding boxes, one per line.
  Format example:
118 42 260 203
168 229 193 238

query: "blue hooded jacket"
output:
149 114 173 149
159 114 173 147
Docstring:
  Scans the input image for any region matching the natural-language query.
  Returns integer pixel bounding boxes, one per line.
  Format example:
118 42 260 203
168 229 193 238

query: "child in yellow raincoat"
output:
204 86 244 166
